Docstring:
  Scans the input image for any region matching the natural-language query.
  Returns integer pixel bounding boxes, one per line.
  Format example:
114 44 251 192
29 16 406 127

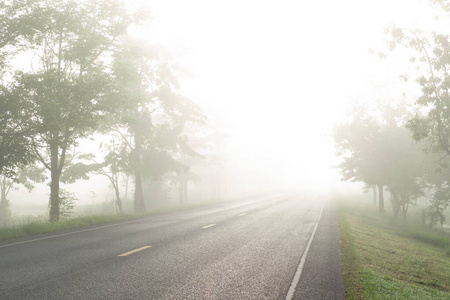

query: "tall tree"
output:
0 0 51 178
334 103 388 212
11 0 133 221
110 39 205 212
384 1 450 221
384 126 425 218
334 100 423 215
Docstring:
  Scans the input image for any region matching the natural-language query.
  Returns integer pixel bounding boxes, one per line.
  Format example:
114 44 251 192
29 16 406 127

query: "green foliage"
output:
382 6 450 221
49 189 77 220
109 38 206 212
1 0 139 222
0 85 36 178
385 22 450 156
61 162 93 184
0 0 50 71
334 100 424 216
427 195 448 228
16 164 47 191
0 0 207 219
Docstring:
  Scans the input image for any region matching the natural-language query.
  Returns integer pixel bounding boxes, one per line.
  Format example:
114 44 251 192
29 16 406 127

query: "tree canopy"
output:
0 0 216 222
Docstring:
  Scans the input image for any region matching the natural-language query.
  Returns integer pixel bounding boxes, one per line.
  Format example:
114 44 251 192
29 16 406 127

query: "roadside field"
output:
338 198 450 299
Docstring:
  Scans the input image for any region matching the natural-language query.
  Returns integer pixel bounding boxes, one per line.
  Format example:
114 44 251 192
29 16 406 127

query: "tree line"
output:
334 0 450 227
0 0 211 222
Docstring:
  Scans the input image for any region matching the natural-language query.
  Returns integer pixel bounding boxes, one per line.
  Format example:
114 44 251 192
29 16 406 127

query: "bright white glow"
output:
127 0 437 194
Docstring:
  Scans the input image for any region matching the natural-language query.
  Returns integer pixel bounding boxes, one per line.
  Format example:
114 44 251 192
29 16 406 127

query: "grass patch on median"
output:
0 201 218 241
338 198 450 299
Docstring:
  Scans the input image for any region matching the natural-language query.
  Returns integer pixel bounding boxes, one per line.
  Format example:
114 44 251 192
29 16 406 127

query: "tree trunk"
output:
113 181 124 215
402 202 409 218
0 178 9 221
392 192 400 218
178 181 183 203
49 141 60 222
124 174 129 200
183 176 188 203
133 132 146 213
377 185 384 213
134 173 145 212
373 185 377 206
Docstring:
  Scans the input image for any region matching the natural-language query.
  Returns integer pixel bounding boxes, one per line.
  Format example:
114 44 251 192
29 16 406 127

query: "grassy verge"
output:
338 197 450 299
0 200 219 241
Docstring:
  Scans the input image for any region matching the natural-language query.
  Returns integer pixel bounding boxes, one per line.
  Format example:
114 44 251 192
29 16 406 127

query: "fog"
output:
3 0 440 217
4 3 450 298
129 0 433 193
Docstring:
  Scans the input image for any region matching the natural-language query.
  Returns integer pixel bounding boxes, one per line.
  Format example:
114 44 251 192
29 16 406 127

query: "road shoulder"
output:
293 199 345 300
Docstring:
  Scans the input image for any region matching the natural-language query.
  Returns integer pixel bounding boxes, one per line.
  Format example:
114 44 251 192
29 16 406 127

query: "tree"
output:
0 1 54 180
384 126 425 218
385 9 450 155
110 39 205 212
166 122 227 203
11 0 134 222
419 151 450 227
334 102 388 212
383 1 450 221
91 150 126 214
69 148 128 215
0 165 46 221
334 100 424 215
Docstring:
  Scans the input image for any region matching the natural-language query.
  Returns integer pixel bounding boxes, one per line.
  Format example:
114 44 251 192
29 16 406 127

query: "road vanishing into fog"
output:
0 195 344 300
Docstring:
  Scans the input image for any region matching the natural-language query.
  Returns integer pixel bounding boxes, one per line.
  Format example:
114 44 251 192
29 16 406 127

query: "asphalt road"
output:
0 195 344 299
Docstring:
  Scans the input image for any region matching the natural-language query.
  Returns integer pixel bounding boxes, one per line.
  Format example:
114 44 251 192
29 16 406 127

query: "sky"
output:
126 0 438 194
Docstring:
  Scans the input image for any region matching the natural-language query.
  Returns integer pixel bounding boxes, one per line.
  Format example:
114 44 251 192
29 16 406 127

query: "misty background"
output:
4 0 438 217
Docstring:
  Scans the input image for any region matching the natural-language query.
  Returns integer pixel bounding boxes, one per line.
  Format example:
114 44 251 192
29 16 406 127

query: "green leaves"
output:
407 116 430 141
60 162 92 184
334 101 426 217
0 82 36 178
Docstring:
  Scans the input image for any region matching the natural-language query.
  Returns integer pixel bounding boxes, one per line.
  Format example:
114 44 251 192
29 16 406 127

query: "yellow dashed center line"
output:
118 246 152 257
202 224 216 229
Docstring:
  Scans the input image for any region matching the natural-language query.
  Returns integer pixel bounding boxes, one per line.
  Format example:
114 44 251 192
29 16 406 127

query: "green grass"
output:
361 270 450 299
338 209 365 299
0 214 131 240
338 198 450 299
0 200 220 241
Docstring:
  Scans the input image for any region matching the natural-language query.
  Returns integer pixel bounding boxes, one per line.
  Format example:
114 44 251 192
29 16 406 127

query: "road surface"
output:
0 195 344 299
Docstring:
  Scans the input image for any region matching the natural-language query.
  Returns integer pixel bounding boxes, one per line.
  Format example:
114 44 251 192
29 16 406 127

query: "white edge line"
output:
285 202 325 300
201 224 216 229
239 213 247 216
0 215 170 249
0 195 290 249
